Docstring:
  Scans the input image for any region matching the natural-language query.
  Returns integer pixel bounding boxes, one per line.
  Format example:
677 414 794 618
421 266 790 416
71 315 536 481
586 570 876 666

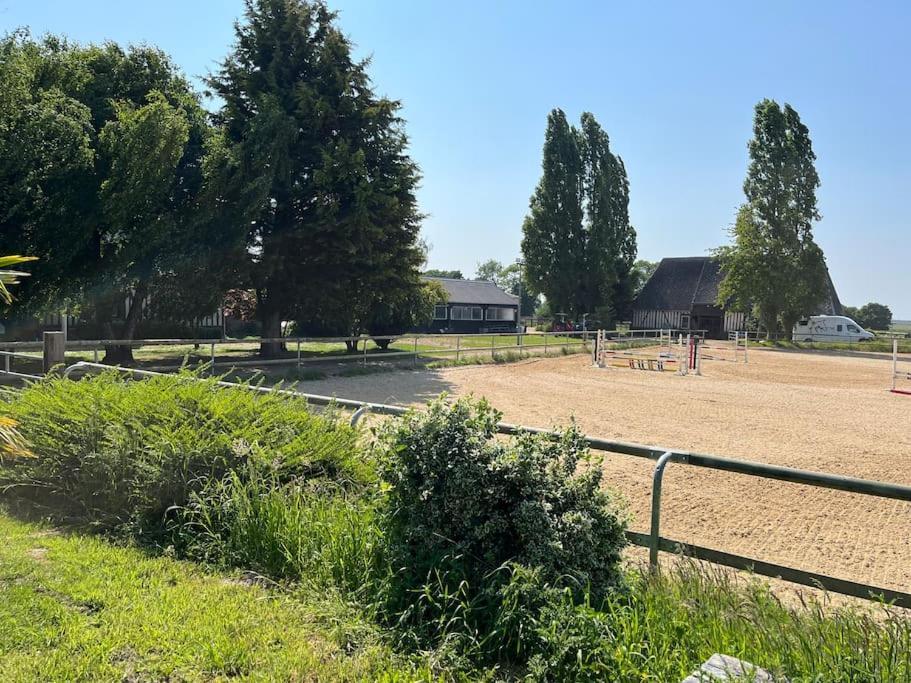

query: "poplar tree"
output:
717 100 828 335
521 109 636 321
521 109 583 316
207 0 424 355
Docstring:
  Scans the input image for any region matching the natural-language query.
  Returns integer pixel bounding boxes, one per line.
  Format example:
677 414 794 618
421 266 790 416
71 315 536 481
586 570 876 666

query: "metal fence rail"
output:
48 361 911 607
2 329 680 376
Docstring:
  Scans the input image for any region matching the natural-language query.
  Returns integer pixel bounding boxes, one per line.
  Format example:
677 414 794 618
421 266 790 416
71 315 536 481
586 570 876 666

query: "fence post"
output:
93 347 99 363
297 339 301 367
43 331 65 373
491 335 495 360
211 342 216 376
3 352 9 373
456 335 461 361
413 337 418 366
543 331 548 355
363 337 368 365
649 451 676 567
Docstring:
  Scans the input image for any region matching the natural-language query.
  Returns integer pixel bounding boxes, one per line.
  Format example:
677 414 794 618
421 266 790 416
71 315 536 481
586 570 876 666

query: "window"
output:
433 304 448 320
847 325 859 333
486 307 516 321
451 306 483 321
837 324 843 332
680 314 690 329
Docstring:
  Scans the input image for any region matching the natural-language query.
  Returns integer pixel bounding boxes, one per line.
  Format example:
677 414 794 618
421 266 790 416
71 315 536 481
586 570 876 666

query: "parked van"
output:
792 315 875 342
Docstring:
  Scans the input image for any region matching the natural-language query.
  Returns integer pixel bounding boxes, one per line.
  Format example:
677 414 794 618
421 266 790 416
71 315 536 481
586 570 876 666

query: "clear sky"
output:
4 0 909 316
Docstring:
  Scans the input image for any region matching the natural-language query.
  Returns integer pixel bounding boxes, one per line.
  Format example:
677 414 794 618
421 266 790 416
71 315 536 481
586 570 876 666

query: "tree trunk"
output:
259 309 284 357
103 282 147 365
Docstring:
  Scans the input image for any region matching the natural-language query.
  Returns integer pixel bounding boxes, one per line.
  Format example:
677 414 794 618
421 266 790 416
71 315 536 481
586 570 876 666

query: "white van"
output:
792 315 874 342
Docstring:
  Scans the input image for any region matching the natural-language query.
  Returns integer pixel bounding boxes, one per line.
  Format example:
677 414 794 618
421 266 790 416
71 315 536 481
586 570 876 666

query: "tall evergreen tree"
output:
717 100 828 336
521 110 635 321
207 0 424 355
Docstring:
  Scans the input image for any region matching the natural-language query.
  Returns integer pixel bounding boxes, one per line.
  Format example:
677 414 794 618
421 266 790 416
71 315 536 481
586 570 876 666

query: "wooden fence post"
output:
43 331 65 373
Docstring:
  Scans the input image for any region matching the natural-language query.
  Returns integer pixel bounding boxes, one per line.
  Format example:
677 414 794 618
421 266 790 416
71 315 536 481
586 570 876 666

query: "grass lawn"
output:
0 512 420 682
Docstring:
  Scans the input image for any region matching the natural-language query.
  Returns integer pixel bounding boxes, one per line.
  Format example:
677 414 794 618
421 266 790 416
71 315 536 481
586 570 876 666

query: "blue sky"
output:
4 0 909 316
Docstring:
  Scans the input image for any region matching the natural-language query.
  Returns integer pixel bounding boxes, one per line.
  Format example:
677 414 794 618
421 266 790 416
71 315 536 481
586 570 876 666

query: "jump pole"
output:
891 338 911 395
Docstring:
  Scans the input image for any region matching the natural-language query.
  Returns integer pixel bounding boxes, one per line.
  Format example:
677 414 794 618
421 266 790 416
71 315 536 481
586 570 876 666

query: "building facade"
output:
420 277 519 334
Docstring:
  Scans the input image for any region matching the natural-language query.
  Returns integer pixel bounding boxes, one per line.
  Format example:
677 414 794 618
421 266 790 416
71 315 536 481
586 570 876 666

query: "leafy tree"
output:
475 259 504 284
368 279 446 348
631 259 658 297
0 34 213 361
717 100 828 337
206 0 424 356
474 259 538 313
578 113 637 321
521 110 584 318
857 302 892 330
521 110 635 322
422 269 463 279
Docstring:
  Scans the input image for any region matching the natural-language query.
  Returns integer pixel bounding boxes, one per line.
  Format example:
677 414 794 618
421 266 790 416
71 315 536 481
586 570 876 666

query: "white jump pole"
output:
893 338 898 392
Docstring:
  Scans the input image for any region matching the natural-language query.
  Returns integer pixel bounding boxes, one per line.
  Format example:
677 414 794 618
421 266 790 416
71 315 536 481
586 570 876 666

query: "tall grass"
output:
0 370 366 534
178 470 387 603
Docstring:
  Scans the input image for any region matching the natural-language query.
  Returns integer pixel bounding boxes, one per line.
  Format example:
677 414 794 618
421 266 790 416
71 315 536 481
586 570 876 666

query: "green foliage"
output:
0 255 37 306
717 100 829 336
631 259 658 297
178 471 385 601
207 0 425 349
422 269 464 279
0 33 214 338
377 397 627 602
522 109 636 321
0 371 363 534
0 512 419 680
854 302 893 330
474 259 539 313
368 279 447 345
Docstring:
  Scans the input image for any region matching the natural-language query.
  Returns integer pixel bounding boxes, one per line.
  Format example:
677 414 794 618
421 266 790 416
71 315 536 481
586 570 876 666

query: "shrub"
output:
0 370 365 535
376 396 627 641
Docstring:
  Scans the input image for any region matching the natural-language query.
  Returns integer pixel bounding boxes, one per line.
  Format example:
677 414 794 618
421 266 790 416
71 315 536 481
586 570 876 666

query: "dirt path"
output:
303 348 911 592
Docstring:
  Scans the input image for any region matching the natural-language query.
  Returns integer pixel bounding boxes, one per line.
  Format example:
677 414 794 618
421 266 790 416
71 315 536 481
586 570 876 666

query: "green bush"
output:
376 397 627 629
0 371 365 535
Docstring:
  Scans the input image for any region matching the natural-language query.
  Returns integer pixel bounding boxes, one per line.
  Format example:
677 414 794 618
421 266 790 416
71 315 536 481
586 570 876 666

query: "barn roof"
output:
635 257 722 310
423 277 519 306
634 256 843 315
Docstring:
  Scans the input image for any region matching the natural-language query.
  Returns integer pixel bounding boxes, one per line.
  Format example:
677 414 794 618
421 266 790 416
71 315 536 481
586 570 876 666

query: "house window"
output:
451 306 483 321
486 307 516 321
680 313 690 329
433 304 448 320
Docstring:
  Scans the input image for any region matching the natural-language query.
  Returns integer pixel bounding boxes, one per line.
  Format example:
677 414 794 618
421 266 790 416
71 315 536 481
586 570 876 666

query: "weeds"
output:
0 370 365 534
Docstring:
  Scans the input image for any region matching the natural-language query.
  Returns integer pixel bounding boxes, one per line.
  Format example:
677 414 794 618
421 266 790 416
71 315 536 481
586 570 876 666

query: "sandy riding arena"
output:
305 346 911 592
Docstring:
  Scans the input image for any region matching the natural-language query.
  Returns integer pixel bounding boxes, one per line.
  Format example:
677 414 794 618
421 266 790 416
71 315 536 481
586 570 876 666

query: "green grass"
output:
759 338 911 354
0 511 421 682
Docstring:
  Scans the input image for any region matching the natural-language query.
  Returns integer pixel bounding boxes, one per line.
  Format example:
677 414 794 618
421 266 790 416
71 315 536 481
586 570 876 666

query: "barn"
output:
631 256 843 338
420 277 519 333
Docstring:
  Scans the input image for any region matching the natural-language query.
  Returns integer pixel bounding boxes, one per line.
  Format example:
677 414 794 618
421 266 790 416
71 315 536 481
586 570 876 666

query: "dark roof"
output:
423 277 519 306
634 256 843 315
635 257 721 310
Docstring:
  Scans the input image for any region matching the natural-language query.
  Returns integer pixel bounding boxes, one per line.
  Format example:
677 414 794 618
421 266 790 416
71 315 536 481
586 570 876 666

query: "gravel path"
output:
303 347 911 591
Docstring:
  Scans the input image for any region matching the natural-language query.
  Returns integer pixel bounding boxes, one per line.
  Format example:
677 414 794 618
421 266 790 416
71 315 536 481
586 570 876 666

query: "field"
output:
298 344 911 593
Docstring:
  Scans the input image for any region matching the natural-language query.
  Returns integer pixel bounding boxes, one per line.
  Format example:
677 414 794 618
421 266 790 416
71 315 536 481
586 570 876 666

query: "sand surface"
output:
303 346 911 591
